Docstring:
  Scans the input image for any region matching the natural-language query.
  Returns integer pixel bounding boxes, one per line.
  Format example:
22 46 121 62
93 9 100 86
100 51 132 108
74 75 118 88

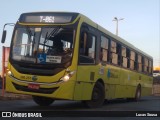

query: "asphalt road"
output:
0 96 160 119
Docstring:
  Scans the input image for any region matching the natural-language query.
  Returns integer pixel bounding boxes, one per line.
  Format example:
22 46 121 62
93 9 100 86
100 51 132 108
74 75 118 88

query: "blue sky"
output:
0 0 159 70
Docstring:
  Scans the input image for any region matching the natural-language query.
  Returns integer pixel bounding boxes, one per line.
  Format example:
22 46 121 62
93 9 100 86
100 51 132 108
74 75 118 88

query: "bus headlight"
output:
63 75 70 82
8 71 13 76
60 70 76 82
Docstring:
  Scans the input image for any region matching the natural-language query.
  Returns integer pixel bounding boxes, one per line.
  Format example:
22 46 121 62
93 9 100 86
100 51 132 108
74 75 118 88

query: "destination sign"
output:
40 16 55 23
19 12 79 24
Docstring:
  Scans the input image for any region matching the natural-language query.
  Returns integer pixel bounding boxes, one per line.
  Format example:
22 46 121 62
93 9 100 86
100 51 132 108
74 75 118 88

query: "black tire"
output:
134 86 141 101
32 96 54 106
83 82 105 108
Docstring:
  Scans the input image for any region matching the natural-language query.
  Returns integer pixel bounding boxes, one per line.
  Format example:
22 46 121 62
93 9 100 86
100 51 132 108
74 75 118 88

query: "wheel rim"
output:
137 89 141 99
84 82 105 108
92 88 100 101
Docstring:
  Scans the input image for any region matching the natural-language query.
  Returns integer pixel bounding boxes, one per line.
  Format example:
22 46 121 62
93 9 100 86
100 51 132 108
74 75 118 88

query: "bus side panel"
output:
74 66 96 100
142 87 152 96
54 80 76 100
124 70 138 98
106 65 121 99
141 75 153 96
115 68 138 98
74 82 94 100
105 84 116 99
114 68 128 98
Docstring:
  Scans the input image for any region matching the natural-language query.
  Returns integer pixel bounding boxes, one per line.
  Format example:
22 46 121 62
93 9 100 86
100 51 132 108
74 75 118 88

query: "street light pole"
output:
113 17 124 36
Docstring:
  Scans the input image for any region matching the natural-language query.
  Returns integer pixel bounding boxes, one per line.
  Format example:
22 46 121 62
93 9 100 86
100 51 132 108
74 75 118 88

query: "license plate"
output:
28 84 40 90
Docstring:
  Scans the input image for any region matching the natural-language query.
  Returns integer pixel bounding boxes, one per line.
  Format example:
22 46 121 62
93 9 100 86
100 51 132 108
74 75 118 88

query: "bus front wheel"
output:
32 96 54 106
83 82 105 108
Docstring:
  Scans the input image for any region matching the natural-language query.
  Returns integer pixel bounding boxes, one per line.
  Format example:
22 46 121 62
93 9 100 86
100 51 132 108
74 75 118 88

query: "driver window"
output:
80 32 87 55
79 32 96 64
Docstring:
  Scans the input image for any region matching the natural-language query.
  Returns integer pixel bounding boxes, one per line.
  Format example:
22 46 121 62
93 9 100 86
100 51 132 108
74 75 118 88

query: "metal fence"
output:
152 76 160 95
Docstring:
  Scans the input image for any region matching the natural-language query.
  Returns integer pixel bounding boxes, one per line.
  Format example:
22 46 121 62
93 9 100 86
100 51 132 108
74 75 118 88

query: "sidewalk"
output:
0 89 31 100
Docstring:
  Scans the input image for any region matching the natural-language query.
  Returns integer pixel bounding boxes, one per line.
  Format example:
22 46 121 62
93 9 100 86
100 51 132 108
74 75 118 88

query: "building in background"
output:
153 66 160 77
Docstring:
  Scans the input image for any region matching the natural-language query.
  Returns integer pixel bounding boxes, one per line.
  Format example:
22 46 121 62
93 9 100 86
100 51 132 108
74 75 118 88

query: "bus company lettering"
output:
109 69 119 78
110 72 118 78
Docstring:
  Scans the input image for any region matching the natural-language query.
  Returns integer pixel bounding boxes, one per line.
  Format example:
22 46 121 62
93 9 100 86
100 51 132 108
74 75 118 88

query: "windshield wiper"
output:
42 27 61 52
26 27 33 42
32 32 35 55
26 27 36 56
47 27 61 39
43 32 48 52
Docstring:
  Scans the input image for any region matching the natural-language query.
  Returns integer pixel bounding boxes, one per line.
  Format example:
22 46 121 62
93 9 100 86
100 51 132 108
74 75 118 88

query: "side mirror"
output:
1 30 7 43
1 23 15 43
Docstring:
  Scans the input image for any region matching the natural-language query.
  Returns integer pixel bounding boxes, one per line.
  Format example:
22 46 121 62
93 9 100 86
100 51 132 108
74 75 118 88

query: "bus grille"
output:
12 82 59 94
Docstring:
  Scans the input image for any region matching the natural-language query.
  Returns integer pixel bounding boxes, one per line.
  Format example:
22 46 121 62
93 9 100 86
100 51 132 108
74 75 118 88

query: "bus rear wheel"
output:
83 82 105 108
135 86 141 101
32 96 54 106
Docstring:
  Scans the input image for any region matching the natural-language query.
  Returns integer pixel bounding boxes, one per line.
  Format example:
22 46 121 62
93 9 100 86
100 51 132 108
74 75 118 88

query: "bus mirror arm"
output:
1 23 15 43
1 30 7 43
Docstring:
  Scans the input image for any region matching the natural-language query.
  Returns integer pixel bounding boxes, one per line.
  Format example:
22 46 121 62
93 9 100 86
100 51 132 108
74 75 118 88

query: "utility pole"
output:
113 17 124 36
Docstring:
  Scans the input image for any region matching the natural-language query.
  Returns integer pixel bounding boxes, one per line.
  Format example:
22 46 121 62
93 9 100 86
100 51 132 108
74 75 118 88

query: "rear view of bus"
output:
3 12 80 106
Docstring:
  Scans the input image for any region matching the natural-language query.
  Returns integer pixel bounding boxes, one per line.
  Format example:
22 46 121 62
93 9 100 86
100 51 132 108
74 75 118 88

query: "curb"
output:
0 93 31 101
0 96 32 100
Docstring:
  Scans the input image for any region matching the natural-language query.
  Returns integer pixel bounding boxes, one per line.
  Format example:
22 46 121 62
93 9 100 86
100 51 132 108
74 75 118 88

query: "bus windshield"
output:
11 26 74 66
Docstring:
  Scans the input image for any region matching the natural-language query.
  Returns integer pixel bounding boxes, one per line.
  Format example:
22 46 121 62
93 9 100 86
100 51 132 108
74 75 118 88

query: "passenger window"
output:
149 60 152 75
111 41 116 53
116 43 121 66
111 40 118 65
122 47 130 68
138 55 142 72
122 46 127 68
134 53 138 70
100 36 109 62
126 48 130 68
122 46 126 57
142 56 144 72
144 58 149 73
130 51 135 70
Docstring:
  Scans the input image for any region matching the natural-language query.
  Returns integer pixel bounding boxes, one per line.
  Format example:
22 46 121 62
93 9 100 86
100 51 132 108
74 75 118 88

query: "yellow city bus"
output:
1 12 153 108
